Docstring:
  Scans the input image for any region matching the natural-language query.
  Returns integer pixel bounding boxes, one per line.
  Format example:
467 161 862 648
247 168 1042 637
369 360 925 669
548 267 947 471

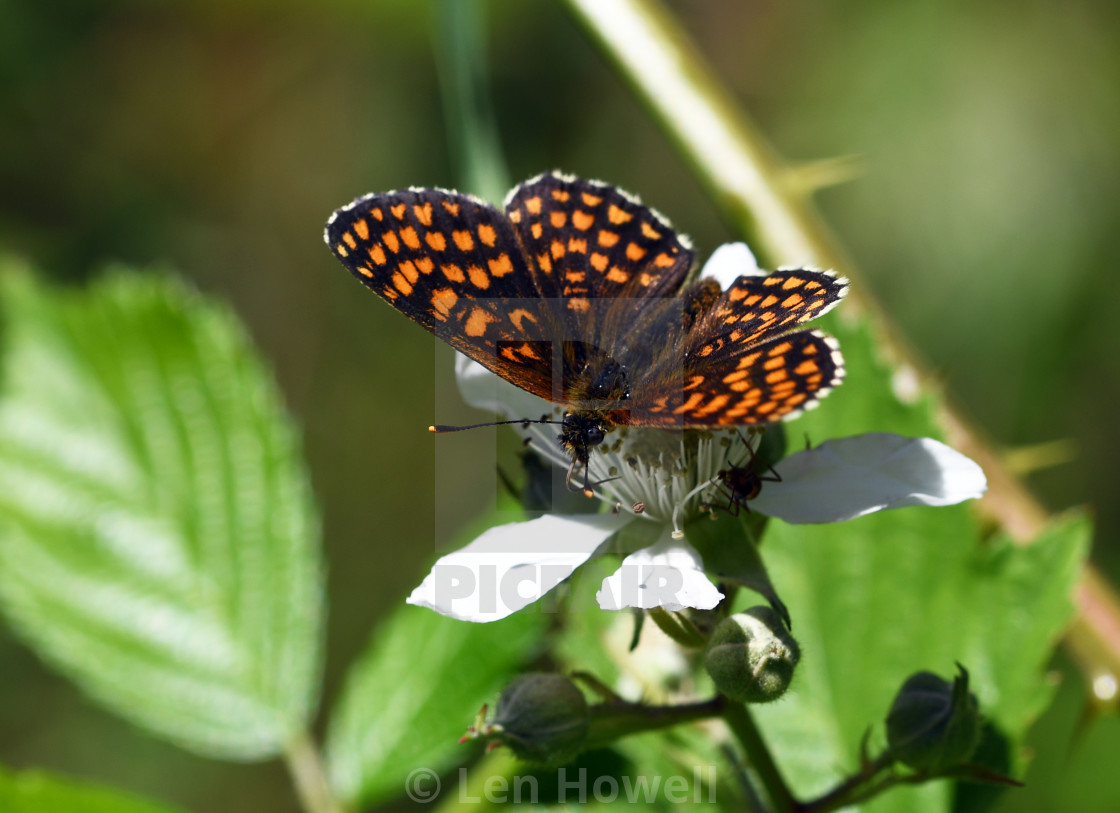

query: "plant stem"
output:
562 0 1120 684
284 730 349 813
585 695 726 749
722 702 797 813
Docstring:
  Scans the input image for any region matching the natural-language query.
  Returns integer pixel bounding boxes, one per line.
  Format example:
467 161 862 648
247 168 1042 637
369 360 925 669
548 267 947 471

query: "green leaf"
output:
0 265 324 760
326 590 547 806
746 316 1091 811
0 764 187 813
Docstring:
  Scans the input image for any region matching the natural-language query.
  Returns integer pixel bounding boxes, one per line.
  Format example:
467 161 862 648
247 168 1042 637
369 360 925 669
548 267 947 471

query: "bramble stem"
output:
284 731 349 813
562 0 1120 683
722 702 797 813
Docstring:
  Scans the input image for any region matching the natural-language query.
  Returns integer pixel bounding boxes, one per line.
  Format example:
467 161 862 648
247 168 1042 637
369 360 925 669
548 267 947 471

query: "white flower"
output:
407 244 987 622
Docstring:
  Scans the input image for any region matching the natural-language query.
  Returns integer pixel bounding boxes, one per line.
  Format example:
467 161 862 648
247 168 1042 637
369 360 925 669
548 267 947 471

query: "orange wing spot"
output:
638 272 655 287
551 188 571 202
729 287 748 301
352 219 370 241
807 374 823 386
805 299 825 311
412 203 433 226
696 393 731 416
437 200 458 217
391 271 413 296
654 252 675 268
804 280 822 291
342 232 357 250
509 308 538 332
381 284 398 300
477 223 497 246
590 252 609 272
795 359 820 376
768 341 794 356
567 298 590 313
382 231 400 253
766 369 788 384
537 253 553 273
786 393 808 406
598 230 620 247
335 244 349 258
581 191 603 206
508 209 521 223
517 343 541 361
744 294 762 306
550 210 568 228
723 370 748 384
441 263 465 282
723 315 739 326
755 401 779 415
468 265 490 290
568 237 588 253
551 239 566 259
606 266 629 283
729 330 744 342
368 245 387 265
416 256 434 274
683 375 705 391
737 352 762 370
399 226 421 250
625 242 647 262
608 204 633 224
781 293 804 309
370 208 384 221
673 392 705 415
425 231 447 251
530 222 543 239
464 307 495 337
566 270 586 283
802 343 819 356
357 265 372 277
783 276 806 290
525 196 543 215
641 221 662 239
763 356 786 371
399 259 420 284
431 287 458 318
453 230 474 251
500 346 519 363
573 210 594 230
730 381 751 392
759 295 779 308
763 275 783 286
488 253 514 276
390 203 406 219
699 344 714 357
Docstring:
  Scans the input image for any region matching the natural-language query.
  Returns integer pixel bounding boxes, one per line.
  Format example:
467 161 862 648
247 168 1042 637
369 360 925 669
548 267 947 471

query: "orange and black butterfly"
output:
325 171 846 494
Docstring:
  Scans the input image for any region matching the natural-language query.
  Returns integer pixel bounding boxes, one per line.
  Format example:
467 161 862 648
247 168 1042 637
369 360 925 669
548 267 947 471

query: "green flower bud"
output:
886 664 981 772
491 673 589 765
705 606 800 703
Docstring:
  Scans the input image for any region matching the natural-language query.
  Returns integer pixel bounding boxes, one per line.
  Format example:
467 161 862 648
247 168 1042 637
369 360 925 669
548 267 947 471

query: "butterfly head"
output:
559 410 614 498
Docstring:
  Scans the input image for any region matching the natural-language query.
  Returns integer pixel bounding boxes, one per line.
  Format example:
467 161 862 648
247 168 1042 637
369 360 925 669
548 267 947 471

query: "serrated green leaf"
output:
0 265 324 760
0 763 188 813
326 584 547 807
743 315 1091 812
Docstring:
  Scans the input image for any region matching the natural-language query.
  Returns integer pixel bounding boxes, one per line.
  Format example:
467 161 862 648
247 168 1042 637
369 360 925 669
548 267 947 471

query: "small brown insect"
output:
704 431 782 516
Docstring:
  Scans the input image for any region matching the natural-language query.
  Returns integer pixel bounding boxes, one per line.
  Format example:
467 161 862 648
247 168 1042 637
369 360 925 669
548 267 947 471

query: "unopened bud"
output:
886 664 981 772
490 673 589 765
705 606 799 703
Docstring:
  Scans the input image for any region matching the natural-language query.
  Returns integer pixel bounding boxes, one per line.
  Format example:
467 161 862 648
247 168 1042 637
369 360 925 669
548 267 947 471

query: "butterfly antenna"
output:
429 418 562 433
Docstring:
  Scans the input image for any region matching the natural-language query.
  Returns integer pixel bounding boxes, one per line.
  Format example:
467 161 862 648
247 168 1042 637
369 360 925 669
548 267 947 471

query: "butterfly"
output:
325 171 846 495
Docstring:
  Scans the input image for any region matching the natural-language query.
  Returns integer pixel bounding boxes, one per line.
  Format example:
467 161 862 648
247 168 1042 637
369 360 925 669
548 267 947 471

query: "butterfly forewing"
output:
326 187 561 401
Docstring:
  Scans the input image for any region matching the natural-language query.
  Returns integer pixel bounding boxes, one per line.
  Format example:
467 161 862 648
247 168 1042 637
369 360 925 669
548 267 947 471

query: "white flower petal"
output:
407 512 629 622
751 433 987 524
597 527 724 612
699 242 764 289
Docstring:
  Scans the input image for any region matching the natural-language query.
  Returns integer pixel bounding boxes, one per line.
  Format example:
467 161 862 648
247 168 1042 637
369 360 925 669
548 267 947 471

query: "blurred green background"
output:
1 0 1117 810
